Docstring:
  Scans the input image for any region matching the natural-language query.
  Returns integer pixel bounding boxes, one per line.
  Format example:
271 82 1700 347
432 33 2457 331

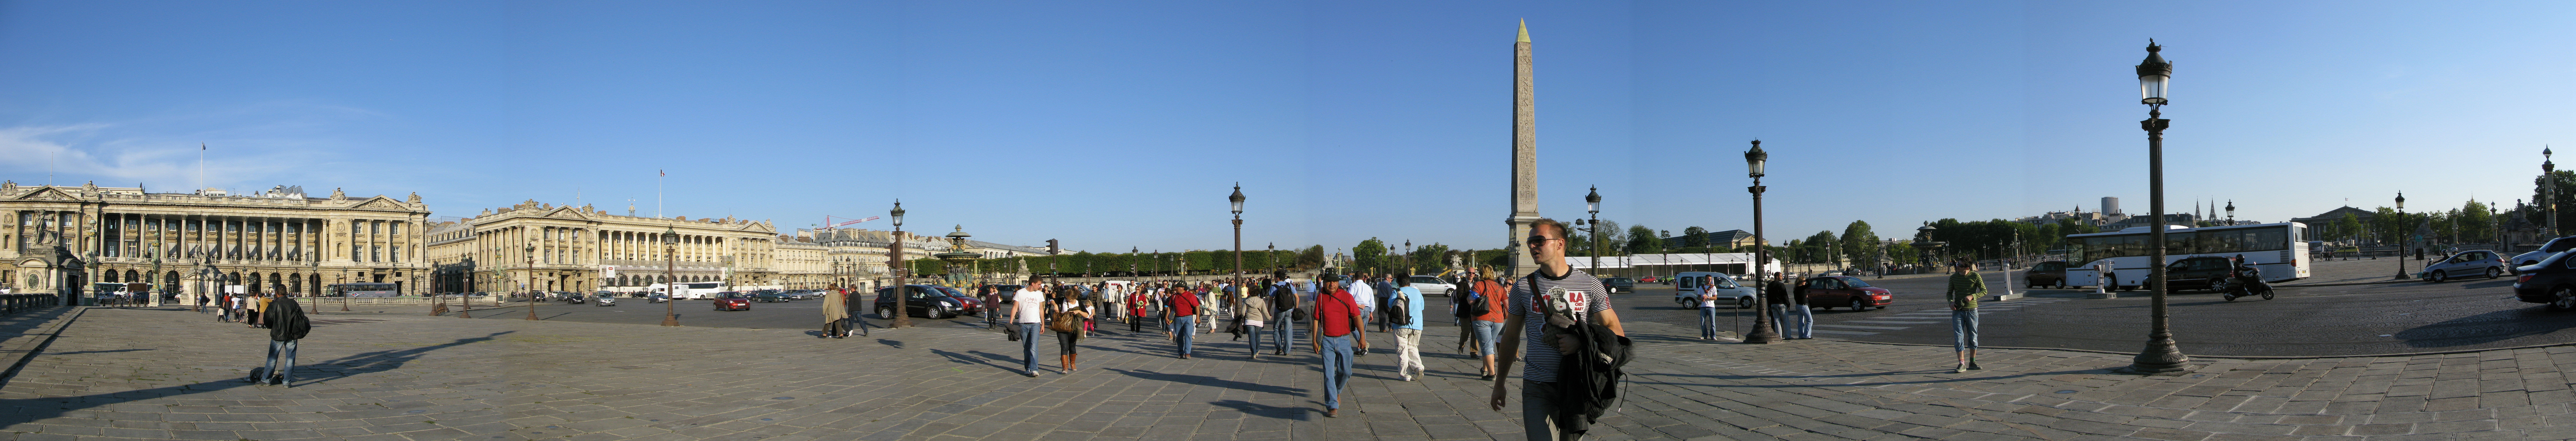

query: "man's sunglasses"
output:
1525 236 1560 246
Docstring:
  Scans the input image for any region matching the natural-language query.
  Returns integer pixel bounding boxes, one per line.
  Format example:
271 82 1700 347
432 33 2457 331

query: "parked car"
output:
2417 250 2506 282
649 294 669 303
1637 276 1658 284
595 296 616 307
753 291 789 302
1797 275 1892 311
1672 271 1757 308
2025 260 2070 288
2513 236 2576 269
2515 251 2576 310
2163 256 2239 292
1405 275 1457 297
1599 277 1636 293
782 291 811 300
562 294 586 304
874 285 973 319
713 292 751 311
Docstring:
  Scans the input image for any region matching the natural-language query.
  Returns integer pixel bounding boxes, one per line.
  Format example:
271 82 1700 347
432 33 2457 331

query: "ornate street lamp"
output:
2122 40 2190 374
2546 147 2557 238
1742 140 1783 344
1230 184 1246 292
661 226 679 327
888 200 912 328
524 244 538 320
2396 192 2410 279
2225 200 2235 225
1585 186 1602 277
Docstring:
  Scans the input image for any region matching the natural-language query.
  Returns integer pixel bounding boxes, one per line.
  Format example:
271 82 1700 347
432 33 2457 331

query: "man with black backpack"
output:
252 293 311 387
1491 219 1629 440
1390 273 1426 381
1269 275 1301 356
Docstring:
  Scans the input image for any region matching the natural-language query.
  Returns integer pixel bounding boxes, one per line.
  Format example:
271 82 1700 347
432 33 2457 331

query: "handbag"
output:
1048 304 1082 334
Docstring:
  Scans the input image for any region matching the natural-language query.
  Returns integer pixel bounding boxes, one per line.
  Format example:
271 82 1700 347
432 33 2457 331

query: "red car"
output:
713 293 751 311
1797 276 1892 311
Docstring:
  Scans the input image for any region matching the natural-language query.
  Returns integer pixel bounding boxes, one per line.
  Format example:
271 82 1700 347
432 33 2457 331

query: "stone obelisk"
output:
1506 20 1541 278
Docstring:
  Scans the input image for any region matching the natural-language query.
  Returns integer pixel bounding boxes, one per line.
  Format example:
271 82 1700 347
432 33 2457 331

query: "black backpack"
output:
1386 289 1412 326
1459 288 1490 318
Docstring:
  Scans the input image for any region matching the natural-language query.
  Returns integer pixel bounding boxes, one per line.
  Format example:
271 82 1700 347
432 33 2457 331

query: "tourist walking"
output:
1947 258 1985 373
821 287 851 338
1312 276 1368 417
1468 267 1507 379
1490 219 1627 440
252 293 310 387
1240 280 1271 360
215 293 233 322
1170 281 1202 359
1269 276 1300 355
1051 286 1092 374
1346 273 1375 358
1391 274 1427 381
1695 276 1722 340
979 285 1000 329
1005 279 1048 377
1370 274 1397 332
1127 285 1148 332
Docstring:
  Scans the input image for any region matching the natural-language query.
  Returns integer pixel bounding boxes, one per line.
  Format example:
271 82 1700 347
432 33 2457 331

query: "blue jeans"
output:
1697 307 1720 340
1522 380 1576 441
260 340 298 385
1244 324 1266 356
1768 304 1790 336
1271 316 1295 353
1470 320 1502 355
1017 323 1042 373
1173 316 1197 355
1793 305 1814 339
1319 334 1354 409
1951 309 1980 352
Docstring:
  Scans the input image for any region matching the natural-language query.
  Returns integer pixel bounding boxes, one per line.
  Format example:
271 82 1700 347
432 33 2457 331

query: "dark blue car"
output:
2512 251 2576 310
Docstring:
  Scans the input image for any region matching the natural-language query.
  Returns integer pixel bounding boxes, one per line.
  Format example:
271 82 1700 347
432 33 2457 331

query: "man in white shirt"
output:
1004 279 1049 377
1344 273 1374 357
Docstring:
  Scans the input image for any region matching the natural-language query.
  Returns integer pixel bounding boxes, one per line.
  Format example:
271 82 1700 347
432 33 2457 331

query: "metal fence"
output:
0 293 61 315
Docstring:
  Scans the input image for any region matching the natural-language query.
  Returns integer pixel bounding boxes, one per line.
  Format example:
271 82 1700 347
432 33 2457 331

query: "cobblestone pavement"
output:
3 307 2575 440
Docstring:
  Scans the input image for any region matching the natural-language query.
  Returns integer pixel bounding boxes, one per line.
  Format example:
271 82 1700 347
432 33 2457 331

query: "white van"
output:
1672 271 1758 308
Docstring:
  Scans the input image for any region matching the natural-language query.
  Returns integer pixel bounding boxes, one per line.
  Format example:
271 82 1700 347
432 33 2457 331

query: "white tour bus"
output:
649 282 726 299
2063 222 2310 289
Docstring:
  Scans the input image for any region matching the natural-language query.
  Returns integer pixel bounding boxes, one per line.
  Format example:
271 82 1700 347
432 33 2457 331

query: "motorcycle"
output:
2210 269 2275 302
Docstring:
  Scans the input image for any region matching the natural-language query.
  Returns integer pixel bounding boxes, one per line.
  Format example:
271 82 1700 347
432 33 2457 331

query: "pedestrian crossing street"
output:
1806 297 2075 336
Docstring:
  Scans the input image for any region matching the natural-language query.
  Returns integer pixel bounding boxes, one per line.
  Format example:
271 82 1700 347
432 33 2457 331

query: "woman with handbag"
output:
1049 286 1093 374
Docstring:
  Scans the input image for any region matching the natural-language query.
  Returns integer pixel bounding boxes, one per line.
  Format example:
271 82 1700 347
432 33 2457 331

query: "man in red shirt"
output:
1311 276 1369 417
1171 284 1201 359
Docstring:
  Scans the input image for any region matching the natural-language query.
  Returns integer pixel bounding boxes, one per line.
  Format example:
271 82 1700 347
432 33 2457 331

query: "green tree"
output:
2460 200 2494 243
1626 225 1662 254
1354 238 1388 273
2336 213 2362 244
1838 221 1876 266
1408 243 1451 273
1681 226 1709 248
1297 245 1327 269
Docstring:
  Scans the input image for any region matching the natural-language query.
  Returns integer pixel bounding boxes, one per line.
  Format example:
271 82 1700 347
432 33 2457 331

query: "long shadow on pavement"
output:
927 349 1019 373
1103 368 1307 397
2395 305 2576 348
0 331 513 428
1631 368 2106 388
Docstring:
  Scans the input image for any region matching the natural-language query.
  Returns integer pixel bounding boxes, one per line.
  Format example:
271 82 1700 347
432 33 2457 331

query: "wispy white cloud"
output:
0 101 394 192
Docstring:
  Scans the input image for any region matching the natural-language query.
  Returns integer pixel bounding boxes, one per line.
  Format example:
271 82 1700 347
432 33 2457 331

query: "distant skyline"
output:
2 1 2568 253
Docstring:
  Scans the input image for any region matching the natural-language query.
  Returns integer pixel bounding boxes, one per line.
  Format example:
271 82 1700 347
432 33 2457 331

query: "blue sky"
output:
2 1 2569 254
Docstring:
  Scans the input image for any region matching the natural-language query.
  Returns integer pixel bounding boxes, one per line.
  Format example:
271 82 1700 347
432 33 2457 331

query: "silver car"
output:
1673 271 1758 308
1405 276 1457 297
2420 250 2507 282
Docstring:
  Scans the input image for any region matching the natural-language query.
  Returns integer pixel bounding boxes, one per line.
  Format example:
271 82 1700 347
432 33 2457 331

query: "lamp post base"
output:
2120 338 2194 375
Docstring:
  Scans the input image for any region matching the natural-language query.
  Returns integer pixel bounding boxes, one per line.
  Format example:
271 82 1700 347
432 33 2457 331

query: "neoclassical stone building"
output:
422 200 779 294
771 235 828 290
1 181 430 303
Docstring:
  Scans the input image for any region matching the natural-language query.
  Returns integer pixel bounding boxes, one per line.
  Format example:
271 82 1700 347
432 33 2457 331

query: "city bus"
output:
2063 222 2310 289
650 282 726 299
330 283 401 297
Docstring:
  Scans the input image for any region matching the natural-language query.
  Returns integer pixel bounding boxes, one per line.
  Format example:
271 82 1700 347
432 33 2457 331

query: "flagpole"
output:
199 143 206 193
657 170 664 219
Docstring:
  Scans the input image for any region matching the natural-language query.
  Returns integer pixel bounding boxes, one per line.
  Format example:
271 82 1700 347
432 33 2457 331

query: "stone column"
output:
1505 20 1542 278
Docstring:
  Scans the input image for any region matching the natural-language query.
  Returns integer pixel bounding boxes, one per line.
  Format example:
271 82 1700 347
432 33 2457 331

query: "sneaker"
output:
1969 361 1983 370
1953 364 1968 374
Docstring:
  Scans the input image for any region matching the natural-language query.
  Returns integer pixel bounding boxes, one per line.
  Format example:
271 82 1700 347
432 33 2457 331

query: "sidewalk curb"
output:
0 306 92 389
1817 335 2576 360
2280 279 2415 288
